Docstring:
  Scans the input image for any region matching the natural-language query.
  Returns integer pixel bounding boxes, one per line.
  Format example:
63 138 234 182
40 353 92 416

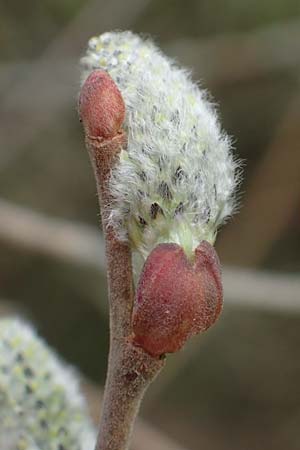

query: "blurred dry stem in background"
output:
0 0 300 449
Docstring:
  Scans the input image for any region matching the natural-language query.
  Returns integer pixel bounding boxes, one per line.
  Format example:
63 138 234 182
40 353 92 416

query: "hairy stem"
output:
84 131 164 450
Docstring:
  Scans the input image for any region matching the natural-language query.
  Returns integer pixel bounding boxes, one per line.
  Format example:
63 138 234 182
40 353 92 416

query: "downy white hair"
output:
81 31 240 274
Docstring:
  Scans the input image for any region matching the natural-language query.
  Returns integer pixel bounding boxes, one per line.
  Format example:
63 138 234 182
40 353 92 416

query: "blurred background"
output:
1 1 300 449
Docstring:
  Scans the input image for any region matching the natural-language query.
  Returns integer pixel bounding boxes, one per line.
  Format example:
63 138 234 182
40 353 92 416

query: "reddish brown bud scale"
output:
132 241 223 357
78 69 125 138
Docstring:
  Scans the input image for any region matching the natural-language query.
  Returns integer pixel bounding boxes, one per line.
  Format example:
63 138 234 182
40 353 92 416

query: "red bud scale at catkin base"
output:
132 241 223 357
79 69 125 139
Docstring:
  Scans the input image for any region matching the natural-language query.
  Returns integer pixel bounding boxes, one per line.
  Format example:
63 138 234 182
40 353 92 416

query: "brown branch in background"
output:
217 89 300 266
222 266 300 312
0 199 299 312
79 70 164 450
0 198 106 269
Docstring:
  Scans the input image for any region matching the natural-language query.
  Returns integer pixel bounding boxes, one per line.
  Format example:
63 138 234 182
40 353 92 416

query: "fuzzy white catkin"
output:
81 31 240 273
0 318 96 450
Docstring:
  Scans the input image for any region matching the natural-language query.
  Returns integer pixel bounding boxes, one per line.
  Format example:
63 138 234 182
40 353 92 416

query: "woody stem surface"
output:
80 70 164 450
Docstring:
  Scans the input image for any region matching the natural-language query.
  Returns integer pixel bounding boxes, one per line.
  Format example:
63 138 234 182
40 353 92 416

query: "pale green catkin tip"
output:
81 31 241 275
0 318 96 450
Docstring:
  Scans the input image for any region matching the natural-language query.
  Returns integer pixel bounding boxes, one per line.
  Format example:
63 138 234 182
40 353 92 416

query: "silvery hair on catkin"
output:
81 31 241 273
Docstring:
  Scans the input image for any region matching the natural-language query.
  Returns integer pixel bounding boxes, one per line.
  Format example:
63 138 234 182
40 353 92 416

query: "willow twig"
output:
79 70 164 450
